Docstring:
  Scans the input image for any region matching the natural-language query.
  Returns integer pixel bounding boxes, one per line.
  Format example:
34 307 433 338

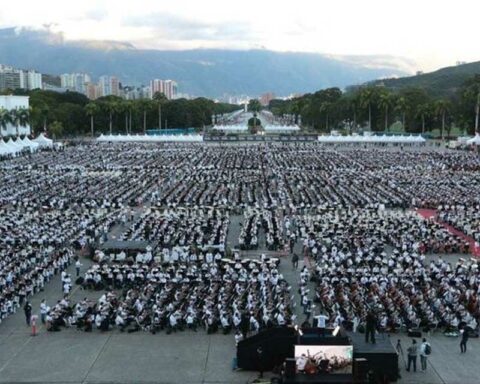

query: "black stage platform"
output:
348 332 399 382
237 328 399 382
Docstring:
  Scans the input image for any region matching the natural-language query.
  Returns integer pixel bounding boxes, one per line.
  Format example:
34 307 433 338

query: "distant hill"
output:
370 61 480 97
0 27 412 97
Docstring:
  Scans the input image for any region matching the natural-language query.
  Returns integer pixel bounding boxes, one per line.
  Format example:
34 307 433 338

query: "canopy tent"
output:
33 133 54 148
318 134 426 144
0 140 18 155
467 134 480 145
264 125 300 132
97 134 203 142
21 136 39 151
211 125 247 132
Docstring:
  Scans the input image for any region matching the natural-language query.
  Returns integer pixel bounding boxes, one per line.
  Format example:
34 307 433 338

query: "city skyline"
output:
0 0 479 72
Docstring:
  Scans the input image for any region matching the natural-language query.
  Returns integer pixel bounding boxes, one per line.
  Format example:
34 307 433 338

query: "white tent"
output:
21 136 39 151
33 133 54 148
318 134 426 144
212 125 247 132
97 134 203 143
264 125 300 132
0 140 18 155
6 138 25 151
467 134 480 145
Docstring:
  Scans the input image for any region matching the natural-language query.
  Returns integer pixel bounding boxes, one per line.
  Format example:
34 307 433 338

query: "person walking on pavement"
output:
23 301 32 326
460 327 469 353
406 339 418 372
419 338 431 372
292 253 299 270
256 346 264 378
75 258 83 277
40 299 48 324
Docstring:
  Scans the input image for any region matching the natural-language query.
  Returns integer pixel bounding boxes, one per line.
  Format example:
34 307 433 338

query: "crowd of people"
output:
438 205 480 244
0 142 479 344
239 208 284 251
297 208 480 334
120 207 229 251
45 255 295 335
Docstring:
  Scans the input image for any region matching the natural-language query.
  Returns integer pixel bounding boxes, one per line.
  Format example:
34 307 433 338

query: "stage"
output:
237 328 399 382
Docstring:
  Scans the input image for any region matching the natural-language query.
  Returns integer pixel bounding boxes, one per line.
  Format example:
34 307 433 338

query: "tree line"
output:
0 88 240 138
0 107 30 136
269 74 480 138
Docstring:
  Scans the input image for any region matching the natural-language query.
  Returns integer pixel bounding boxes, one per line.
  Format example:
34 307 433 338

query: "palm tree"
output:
85 102 99 137
17 108 30 137
359 87 377 130
0 107 11 138
378 91 395 132
120 101 129 134
476 91 480 134
415 103 432 134
152 92 168 129
395 96 409 132
319 102 332 131
138 99 153 134
104 100 120 135
125 100 136 133
40 104 49 133
434 100 450 140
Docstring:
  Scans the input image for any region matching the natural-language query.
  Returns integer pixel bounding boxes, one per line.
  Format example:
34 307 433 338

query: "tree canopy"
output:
269 74 480 136
0 89 239 137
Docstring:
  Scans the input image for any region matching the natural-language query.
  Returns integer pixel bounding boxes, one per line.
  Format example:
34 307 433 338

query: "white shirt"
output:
315 314 329 328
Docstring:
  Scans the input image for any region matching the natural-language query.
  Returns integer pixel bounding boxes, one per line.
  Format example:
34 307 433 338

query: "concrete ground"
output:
0 213 479 384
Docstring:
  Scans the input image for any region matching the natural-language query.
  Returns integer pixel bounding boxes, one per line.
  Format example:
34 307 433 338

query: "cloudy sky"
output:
1 0 479 72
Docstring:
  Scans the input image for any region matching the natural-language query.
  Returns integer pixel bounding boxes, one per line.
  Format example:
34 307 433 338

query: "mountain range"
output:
0 27 413 97
370 61 480 97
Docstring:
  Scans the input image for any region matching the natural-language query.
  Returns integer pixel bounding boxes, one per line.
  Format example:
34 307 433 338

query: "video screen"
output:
294 345 353 374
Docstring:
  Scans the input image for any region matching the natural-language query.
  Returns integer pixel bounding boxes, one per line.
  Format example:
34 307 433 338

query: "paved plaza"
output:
0 212 478 384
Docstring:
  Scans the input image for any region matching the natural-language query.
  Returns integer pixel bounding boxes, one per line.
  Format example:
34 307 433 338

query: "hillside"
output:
371 61 480 97
0 27 411 97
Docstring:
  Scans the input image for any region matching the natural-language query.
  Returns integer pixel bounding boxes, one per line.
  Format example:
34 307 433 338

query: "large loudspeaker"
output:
285 358 296 378
408 329 422 338
353 358 368 382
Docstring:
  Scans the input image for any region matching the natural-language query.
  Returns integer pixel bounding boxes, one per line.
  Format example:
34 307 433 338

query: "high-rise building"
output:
0 66 42 91
260 92 276 106
99 75 120 97
60 73 91 94
25 70 42 90
85 82 102 100
0 71 24 90
150 79 178 100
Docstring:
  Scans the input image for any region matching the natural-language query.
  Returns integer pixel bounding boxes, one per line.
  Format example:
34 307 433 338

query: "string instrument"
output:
304 349 318 375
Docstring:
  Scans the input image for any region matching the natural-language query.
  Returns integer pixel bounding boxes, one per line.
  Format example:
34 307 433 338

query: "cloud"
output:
124 12 254 42
83 8 108 22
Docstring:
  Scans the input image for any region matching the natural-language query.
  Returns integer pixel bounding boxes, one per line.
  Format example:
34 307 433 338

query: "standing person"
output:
23 301 32 326
406 339 418 372
40 299 47 324
365 311 377 344
75 258 83 277
460 327 469 353
292 253 299 270
420 338 431 372
313 311 329 336
256 346 264 379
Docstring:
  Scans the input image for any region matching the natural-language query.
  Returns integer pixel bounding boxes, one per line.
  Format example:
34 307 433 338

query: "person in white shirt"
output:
40 299 48 324
419 338 430 371
296 354 308 372
314 311 329 336
75 259 83 277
